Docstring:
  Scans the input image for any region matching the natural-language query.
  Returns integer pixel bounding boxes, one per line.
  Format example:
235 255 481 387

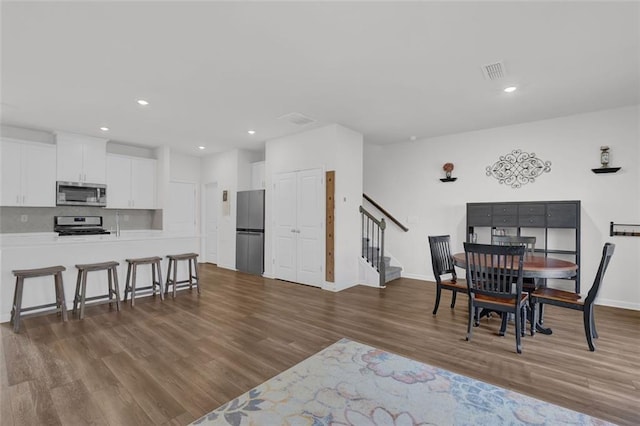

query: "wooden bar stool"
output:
11 265 68 333
124 256 164 306
73 261 121 319
165 253 200 298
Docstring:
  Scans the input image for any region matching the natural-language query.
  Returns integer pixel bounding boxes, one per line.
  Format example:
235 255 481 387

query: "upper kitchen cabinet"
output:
106 154 156 209
1 138 57 207
55 131 107 184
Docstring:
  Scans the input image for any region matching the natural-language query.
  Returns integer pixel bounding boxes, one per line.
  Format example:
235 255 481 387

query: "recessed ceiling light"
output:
137 99 149 106
248 130 256 135
410 136 417 141
504 86 517 93
198 146 206 150
99 127 109 132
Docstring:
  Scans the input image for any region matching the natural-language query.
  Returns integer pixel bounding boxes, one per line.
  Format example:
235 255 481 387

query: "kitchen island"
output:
0 231 200 322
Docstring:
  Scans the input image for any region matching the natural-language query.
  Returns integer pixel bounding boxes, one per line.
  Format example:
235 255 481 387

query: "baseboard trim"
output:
596 298 640 311
400 273 431 281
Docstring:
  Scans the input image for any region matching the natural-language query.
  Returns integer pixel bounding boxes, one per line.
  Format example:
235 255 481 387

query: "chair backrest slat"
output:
464 243 525 299
492 235 536 256
428 235 457 282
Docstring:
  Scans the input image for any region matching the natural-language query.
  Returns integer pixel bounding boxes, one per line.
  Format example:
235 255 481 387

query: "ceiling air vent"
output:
278 112 316 126
481 61 506 80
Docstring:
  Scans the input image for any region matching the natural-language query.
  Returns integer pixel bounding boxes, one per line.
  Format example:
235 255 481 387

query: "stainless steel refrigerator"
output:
236 189 265 275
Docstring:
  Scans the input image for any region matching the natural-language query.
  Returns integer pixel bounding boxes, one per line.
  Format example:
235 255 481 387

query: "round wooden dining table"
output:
452 252 578 280
452 252 578 334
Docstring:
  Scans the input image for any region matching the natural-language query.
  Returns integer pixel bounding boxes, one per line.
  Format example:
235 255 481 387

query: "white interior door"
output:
296 169 323 286
274 172 297 282
274 168 323 287
204 183 218 264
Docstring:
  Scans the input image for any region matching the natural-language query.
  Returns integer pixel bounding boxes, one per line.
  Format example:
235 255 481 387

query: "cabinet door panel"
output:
518 204 545 215
492 204 518 215
83 142 107 184
56 139 85 182
492 215 517 227
518 215 546 228
22 143 56 206
131 158 156 209
547 203 578 228
467 204 492 226
106 155 131 208
0 140 22 206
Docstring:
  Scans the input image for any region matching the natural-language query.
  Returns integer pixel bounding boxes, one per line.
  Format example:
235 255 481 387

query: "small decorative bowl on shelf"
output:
440 162 457 182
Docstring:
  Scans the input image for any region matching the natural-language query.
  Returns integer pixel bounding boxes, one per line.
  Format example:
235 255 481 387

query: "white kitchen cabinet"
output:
251 161 265 189
106 154 156 209
56 132 107 184
1 139 57 207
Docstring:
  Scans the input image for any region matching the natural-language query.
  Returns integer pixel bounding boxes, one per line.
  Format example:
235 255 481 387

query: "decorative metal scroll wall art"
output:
486 149 551 188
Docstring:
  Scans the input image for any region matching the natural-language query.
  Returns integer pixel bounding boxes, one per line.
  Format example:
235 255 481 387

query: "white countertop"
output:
0 230 200 247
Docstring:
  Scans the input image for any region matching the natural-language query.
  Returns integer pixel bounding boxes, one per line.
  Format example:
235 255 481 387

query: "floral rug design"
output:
192 338 610 425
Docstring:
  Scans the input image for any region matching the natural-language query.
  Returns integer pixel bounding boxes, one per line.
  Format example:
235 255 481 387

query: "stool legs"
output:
172 259 178 299
73 271 82 316
124 262 132 303
193 258 200 295
79 270 88 320
125 259 164 306
55 271 68 322
108 265 121 312
154 260 164 301
10 271 67 333
11 277 24 333
74 265 121 320
165 256 200 298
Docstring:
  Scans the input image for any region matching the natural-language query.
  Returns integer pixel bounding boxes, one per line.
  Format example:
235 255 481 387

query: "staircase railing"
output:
363 193 409 232
359 205 386 287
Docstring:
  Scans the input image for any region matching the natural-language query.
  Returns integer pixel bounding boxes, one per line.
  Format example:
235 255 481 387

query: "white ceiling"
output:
2 1 639 156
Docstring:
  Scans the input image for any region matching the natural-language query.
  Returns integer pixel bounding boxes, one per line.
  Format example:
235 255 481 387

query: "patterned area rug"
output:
192 338 610 425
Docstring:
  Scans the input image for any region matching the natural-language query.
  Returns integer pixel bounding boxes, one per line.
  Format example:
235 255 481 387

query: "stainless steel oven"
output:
56 181 107 207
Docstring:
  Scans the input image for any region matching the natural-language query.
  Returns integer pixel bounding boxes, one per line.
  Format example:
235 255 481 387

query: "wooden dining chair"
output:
428 235 467 315
492 234 538 329
463 243 530 354
530 243 615 351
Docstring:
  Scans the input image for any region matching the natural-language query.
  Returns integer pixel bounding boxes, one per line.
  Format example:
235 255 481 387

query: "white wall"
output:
335 125 364 290
264 124 363 291
170 150 201 183
365 105 640 310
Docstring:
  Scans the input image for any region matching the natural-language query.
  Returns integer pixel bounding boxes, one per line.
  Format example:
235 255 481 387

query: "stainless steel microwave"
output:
56 181 107 207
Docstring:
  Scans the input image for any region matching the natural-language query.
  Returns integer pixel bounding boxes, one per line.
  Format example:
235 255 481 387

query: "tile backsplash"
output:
0 206 161 233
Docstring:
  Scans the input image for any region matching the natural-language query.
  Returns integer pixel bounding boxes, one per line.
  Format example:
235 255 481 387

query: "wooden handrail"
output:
363 193 409 232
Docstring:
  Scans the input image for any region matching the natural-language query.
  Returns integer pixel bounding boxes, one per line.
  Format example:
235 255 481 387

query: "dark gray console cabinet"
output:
466 200 581 292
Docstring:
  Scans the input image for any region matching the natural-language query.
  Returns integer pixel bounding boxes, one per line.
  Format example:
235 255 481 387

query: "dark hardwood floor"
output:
1 264 639 425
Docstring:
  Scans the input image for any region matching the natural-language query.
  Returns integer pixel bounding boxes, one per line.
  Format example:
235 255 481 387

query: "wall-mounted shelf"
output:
439 177 457 182
610 222 640 237
592 167 621 174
